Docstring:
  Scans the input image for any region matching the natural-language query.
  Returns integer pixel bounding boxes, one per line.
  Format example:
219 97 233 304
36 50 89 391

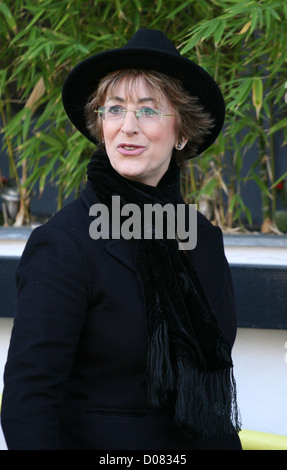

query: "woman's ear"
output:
175 138 188 150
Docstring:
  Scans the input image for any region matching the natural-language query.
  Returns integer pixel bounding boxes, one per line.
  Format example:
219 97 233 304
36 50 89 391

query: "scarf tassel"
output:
174 358 241 437
146 322 175 407
147 323 241 437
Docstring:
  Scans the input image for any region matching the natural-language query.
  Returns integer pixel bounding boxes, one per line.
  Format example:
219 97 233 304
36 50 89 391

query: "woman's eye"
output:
140 107 158 116
108 105 123 114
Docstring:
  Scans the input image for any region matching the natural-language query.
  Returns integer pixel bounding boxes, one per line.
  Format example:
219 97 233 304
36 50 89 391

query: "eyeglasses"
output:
94 105 175 123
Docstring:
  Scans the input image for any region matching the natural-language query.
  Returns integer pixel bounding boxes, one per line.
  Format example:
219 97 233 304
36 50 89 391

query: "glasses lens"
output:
95 106 123 120
96 106 166 122
106 105 124 119
106 106 125 119
138 107 161 122
96 107 106 119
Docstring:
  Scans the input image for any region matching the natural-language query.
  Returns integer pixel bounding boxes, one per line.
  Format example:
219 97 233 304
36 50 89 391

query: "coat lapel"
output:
81 180 203 273
104 239 137 273
81 183 137 273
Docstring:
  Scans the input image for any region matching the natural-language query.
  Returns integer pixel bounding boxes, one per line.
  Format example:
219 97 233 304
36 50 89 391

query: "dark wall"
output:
230 264 287 329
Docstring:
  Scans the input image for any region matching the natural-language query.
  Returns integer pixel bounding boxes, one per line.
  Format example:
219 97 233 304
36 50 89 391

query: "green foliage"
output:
274 179 287 232
180 0 287 229
274 211 287 232
1 0 287 228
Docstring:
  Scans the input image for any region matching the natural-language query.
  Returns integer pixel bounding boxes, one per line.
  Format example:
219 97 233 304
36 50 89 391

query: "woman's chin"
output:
114 164 148 184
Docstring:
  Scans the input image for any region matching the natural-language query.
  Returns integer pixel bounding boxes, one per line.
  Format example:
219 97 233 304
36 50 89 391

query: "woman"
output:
1 29 241 450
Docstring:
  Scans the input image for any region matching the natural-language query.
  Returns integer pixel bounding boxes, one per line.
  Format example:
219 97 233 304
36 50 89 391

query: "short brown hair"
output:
84 69 214 165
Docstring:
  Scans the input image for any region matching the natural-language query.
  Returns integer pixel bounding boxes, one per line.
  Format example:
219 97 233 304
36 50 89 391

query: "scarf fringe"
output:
174 358 241 437
147 323 241 437
146 322 175 406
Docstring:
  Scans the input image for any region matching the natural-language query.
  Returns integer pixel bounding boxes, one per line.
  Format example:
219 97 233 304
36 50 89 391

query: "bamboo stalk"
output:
269 100 276 216
258 124 271 222
1 103 30 225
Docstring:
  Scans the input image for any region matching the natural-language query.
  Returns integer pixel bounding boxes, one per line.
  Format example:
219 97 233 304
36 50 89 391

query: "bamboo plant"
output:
180 0 287 230
1 0 287 230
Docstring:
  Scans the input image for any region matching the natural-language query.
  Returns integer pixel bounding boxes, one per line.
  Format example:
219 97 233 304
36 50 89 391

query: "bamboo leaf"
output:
271 172 287 189
53 13 71 32
10 11 44 45
39 154 61 194
155 0 163 14
252 78 263 119
181 32 203 54
0 2 17 33
229 193 253 226
198 178 218 198
269 117 287 135
269 8 281 21
36 132 64 150
228 79 253 110
3 109 27 138
251 171 270 195
238 20 251 35
250 9 259 34
214 20 225 45
132 0 142 12
74 43 90 55
24 77 46 113
264 9 271 30
197 19 219 42
22 108 32 141
25 43 50 61
166 1 193 20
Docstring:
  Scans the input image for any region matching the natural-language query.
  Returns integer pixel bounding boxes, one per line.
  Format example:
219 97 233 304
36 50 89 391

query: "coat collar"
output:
104 238 137 272
80 179 205 273
81 181 137 272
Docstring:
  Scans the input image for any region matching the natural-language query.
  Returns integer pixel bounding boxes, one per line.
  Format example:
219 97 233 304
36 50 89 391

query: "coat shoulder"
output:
27 193 92 253
40 196 89 233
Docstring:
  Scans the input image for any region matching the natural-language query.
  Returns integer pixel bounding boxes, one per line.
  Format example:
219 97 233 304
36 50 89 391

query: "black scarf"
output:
87 148 241 437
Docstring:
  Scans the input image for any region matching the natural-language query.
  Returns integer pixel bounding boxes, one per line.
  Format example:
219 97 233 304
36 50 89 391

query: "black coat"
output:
1 181 241 450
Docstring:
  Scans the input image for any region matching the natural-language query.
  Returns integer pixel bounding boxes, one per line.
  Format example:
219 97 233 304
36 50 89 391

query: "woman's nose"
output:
120 110 140 135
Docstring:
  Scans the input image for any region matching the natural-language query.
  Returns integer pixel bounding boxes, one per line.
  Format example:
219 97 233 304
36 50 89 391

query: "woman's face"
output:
101 77 181 186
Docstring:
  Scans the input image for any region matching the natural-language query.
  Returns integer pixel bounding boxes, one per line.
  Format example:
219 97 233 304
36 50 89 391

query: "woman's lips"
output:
117 143 146 156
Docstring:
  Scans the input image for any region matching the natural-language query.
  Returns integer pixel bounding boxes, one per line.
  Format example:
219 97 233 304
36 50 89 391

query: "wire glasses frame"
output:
94 105 175 123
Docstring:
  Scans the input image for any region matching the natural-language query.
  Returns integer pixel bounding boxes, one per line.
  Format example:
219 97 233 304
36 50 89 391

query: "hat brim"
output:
62 47 225 158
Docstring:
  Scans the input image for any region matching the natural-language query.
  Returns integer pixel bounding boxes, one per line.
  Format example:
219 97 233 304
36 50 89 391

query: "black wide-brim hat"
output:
62 28 225 158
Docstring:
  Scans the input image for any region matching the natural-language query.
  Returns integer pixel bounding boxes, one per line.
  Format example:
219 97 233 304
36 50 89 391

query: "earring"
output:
176 143 181 149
